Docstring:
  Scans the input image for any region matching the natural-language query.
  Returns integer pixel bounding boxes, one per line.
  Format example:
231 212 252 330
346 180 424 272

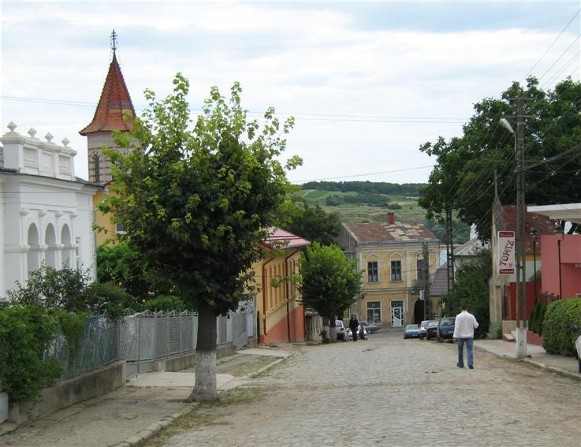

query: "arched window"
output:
27 223 40 274
45 223 57 267
61 224 72 267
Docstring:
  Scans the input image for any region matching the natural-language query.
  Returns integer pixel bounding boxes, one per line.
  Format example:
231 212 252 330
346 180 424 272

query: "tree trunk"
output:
187 300 218 402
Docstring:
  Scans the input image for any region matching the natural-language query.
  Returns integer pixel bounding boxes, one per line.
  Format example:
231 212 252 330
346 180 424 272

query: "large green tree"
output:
101 74 300 401
299 242 362 341
275 197 342 246
419 77 581 241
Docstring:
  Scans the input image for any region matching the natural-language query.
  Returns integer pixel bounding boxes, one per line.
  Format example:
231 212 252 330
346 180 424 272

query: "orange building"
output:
252 228 310 345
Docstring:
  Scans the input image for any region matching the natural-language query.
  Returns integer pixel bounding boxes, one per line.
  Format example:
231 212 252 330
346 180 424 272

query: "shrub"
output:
84 282 142 319
143 295 186 312
542 298 581 356
0 306 62 402
488 321 502 339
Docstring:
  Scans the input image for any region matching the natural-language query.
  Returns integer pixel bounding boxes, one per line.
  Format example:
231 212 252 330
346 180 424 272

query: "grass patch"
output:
217 355 280 377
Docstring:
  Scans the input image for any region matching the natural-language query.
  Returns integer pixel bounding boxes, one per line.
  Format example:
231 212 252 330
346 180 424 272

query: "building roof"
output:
455 237 484 257
264 227 310 250
430 265 450 297
500 205 556 253
527 203 581 225
343 221 438 244
79 53 135 135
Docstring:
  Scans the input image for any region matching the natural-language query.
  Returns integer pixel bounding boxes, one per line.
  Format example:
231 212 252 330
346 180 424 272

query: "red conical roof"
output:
80 53 135 135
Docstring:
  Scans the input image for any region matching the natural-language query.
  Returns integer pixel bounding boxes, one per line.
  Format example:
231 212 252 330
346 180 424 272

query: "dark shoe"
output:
468 365 474 369
457 364 464 368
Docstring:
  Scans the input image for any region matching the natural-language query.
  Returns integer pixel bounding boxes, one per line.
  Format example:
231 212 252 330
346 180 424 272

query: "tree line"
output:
301 181 425 196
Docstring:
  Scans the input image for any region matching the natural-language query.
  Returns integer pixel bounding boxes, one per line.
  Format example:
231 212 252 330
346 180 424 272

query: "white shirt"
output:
453 310 479 338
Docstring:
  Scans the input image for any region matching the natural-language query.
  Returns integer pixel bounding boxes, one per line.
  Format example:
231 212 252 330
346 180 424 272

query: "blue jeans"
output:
457 337 474 367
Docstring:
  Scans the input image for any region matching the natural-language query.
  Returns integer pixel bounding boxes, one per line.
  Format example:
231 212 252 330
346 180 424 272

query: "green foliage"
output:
84 282 142 319
274 196 341 246
419 77 581 242
8 265 92 312
101 74 299 332
7 265 139 320
299 242 362 327
542 298 581 357
96 241 156 300
438 248 491 339
528 301 547 336
0 306 62 402
488 321 502 339
302 181 423 196
143 295 187 312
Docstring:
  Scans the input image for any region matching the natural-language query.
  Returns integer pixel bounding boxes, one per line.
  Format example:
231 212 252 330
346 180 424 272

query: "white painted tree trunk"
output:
188 350 218 402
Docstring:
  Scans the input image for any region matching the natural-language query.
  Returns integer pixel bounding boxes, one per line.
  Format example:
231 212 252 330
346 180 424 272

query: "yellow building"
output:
251 227 310 345
338 212 440 328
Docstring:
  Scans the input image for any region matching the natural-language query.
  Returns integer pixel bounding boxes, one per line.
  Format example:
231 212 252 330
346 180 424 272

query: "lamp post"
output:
500 98 527 359
531 229 538 304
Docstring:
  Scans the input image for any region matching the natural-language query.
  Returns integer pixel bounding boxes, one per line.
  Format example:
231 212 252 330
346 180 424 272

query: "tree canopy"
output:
299 242 362 340
101 74 301 400
419 77 581 241
275 197 342 246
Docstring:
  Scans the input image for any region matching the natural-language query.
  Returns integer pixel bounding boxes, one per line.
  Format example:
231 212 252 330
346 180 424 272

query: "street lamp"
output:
500 100 527 359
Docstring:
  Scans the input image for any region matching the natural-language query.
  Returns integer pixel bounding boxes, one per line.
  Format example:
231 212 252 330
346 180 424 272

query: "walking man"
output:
453 304 479 369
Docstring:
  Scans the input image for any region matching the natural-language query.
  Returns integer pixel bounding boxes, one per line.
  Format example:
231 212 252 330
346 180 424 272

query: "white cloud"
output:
1 1 579 184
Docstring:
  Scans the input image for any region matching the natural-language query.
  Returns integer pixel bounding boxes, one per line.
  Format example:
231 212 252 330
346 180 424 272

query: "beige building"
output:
338 212 440 328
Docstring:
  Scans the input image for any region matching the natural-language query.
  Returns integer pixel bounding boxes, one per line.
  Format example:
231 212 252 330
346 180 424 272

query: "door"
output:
391 300 404 327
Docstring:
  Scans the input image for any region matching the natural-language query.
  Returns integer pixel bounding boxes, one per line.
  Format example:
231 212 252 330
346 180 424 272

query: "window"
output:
367 261 378 282
417 259 427 282
391 260 402 281
366 301 381 324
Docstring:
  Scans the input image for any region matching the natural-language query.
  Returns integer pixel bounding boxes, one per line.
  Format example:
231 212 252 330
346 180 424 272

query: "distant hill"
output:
299 181 471 243
299 181 427 224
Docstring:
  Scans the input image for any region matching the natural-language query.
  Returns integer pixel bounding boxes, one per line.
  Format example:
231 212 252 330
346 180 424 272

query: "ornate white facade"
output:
0 122 99 299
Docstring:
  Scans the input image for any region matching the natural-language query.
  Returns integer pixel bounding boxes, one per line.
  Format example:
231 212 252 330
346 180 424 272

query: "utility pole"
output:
515 98 528 359
445 206 455 294
422 242 430 321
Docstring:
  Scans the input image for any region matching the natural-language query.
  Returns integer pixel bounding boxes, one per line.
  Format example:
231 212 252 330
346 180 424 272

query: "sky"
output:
1 0 580 185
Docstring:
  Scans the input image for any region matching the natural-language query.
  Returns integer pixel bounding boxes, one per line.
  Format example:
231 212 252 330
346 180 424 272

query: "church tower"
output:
80 30 135 184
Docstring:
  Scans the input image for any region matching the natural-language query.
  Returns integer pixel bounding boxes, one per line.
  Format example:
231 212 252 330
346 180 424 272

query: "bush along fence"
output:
0 300 256 423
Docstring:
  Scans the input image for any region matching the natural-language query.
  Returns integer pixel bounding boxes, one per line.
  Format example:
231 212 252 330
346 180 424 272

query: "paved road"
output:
156 331 581 447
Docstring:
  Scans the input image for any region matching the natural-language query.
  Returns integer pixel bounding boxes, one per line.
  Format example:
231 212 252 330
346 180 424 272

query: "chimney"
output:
387 212 395 225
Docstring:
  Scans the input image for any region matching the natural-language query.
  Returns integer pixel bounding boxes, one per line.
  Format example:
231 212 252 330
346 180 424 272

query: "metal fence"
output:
45 300 255 384
47 315 120 381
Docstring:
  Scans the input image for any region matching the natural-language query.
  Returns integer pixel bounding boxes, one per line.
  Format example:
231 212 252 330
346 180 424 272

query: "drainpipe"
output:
284 249 299 342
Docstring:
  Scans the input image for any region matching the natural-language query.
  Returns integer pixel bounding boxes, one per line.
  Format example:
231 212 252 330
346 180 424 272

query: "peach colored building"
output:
252 228 310 345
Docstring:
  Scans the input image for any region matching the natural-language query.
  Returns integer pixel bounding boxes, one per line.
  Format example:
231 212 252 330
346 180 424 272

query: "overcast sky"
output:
2 0 580 184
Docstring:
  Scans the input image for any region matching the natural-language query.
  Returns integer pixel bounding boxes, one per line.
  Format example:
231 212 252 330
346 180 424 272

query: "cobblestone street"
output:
158 331 581 447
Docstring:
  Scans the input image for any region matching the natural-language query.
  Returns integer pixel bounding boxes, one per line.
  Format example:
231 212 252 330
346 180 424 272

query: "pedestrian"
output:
453 304 479 369
349 315 359 342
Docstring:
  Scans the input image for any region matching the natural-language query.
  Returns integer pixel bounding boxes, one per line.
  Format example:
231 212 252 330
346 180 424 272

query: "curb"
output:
113 350 292 447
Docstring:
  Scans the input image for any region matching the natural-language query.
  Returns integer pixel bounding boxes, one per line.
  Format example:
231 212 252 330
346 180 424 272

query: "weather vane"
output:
110 29 118 55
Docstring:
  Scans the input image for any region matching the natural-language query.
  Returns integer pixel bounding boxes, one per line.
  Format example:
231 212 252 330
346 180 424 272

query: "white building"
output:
0 122 100 299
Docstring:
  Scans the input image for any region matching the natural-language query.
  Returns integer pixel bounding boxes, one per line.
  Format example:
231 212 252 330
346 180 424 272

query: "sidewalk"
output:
474 339 581 380
0 346 292 447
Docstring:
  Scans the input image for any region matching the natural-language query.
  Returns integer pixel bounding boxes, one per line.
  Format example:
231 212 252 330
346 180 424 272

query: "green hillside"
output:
300 189 427 224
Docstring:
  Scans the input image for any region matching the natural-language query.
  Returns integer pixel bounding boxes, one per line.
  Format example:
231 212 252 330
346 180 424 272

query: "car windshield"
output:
440 318 455 326
428 321 438 327
406 325 418 329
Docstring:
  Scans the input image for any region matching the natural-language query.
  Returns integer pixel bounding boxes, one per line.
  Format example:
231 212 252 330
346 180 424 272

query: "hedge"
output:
542 298 581 357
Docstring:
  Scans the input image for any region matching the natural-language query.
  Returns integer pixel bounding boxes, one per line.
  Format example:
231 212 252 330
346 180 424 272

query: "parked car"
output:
426 320 439 340
404 324 421 339
437 317 456 342
361 321 379 334
335 320 350 341
418 320 429 340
